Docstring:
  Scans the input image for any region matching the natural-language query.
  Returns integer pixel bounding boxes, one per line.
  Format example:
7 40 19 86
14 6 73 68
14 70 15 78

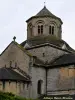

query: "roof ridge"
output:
0 41 33 57
14 41 33 57
26 7 62 23
36 6 57 18
49 53 75 67
15 67 31 79
50 54 65 65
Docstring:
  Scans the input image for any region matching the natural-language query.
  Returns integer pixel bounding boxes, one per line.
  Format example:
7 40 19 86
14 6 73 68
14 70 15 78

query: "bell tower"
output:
26 6 63 40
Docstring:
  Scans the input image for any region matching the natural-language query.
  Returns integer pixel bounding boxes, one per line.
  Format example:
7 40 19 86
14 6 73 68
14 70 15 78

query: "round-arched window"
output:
28 23 33 36
49 22 57 35
38 23 43 35
37 80 43 95
49 25 54 35
35 20 45 35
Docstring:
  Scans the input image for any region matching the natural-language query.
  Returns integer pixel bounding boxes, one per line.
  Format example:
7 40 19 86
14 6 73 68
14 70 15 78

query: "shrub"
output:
0 92 33 100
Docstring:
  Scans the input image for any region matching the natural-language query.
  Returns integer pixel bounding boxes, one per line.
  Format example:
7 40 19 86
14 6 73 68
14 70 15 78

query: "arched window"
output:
38 25 43 34
49 25 54 35
28 23 33 36
35 20 44 36
41 25 43 34
38 25 40 34
37 80 43 94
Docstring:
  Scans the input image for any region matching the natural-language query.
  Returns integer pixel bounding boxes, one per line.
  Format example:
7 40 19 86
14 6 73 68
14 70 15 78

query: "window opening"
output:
38 25 43 34
3 81 5 90
41 25 43 34
38 25 40 34
52 26 54 34
49 25 54 35
37 80 43 94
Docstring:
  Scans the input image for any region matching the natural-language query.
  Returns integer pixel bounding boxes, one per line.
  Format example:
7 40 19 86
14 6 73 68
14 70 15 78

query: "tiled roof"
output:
50 54 75 66
36 6 59 18
26 6 62 23
0 67 30 82
21 35 75 52
33 54 75 68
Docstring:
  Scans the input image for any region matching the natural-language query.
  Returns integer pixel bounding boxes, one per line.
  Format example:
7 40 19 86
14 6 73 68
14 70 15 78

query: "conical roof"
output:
36 6 57 17
26 6 62 23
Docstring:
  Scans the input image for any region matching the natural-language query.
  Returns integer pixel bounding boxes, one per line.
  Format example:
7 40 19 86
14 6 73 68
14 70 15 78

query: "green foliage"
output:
0 92 33 100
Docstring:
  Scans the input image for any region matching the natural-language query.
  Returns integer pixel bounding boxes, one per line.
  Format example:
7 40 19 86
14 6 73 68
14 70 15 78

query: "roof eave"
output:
0 79 30 82
26 43 73 53
34 62 75 69
26 16 63 24
49 63 75 68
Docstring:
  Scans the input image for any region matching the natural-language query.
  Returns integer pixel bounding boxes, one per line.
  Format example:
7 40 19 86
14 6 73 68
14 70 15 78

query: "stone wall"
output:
0 81 29 98
0 42 30 73
47 65 75 95
30 66 46 98
28 45 68 63
27 17 62 39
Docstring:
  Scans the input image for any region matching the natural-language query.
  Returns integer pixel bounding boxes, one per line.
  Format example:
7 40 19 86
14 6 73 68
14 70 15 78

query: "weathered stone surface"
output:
30 66 46 98
28 45 68 62
0 42 30 73
27 17 62 39
47 65 75 95
0 6 75 99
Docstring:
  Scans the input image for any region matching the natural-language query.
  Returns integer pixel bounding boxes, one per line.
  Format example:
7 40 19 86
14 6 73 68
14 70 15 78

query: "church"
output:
0 6 75 98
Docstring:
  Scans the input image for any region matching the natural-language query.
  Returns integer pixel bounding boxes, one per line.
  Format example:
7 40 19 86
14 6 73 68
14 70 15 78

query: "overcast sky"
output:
0 0 75 53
